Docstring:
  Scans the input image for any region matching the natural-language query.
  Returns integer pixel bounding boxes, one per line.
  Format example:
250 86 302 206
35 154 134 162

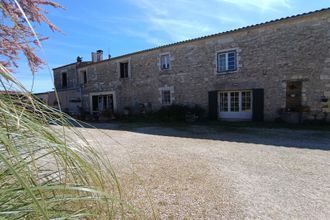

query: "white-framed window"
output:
219 91 252 113
219 92 228 112
117 58 131 79
217 50 237 73
161 90 172 105
159 85 174 105
160 54 170 70
241 91 252 111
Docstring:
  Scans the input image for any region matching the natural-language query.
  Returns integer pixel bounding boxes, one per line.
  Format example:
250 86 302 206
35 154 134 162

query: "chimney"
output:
91 50 104 62
96 50 103 62
76 56 82 62
91 52 97 62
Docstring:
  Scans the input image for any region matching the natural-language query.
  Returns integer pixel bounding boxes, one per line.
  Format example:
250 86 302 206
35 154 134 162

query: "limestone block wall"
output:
54 10 330 121
56 89 81 114
53 64 78 90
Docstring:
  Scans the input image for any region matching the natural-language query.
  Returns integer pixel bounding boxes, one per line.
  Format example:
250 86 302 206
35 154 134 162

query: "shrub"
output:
156 104 205 122
101 109 114 118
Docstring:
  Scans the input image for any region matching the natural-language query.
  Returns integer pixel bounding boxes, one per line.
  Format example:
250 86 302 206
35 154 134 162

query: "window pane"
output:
103 96 107 109
228 52 235 60
218 53 226 72
125 63 128 77
241 91 251 111
120 62 129 78
230 92 239 112
83 71 87 84
161 54 170 69
220 92 228 112
120 63 124 78
227 52 236 71
162 90 171 105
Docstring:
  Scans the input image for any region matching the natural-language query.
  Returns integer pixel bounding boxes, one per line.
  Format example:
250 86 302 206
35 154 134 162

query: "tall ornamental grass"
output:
0 65 139 219
1 0 140 218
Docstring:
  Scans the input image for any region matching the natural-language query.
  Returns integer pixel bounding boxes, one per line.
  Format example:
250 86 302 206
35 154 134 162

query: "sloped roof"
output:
52 61 91 70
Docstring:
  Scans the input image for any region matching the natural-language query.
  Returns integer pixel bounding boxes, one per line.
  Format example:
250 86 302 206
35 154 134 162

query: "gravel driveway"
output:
79 123 330 219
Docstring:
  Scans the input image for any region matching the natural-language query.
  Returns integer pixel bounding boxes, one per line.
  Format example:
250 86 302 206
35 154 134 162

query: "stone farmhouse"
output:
52 8 330 122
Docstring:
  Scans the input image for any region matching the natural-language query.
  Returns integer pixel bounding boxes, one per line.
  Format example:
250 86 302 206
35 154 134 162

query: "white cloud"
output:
121 28 167 46
219 0 291 11
148 17 214 42
125 0 249 44
136 0 169 16
124 0 293 45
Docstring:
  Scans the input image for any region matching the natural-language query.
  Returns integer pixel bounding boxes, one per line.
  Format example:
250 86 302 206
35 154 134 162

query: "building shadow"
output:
84 122 330 151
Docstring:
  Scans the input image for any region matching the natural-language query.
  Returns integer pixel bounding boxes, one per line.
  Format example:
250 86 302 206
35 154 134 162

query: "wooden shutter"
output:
208 91 218 120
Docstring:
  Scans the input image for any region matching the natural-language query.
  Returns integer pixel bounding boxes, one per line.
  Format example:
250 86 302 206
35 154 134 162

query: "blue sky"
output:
15 0 330 92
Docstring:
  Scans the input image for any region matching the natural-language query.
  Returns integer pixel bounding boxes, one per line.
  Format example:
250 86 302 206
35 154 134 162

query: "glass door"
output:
218 90 252 120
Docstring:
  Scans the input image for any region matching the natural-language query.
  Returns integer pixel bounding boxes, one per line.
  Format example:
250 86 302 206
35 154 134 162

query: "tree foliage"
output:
0 0 62 72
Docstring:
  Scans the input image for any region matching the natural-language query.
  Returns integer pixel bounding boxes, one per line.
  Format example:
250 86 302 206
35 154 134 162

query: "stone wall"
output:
53 63 78 90
53 62 93 114
54 10 330 121
34 91 58 108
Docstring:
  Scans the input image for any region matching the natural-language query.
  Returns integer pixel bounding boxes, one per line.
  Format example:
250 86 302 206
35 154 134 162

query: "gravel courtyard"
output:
79 123 330 219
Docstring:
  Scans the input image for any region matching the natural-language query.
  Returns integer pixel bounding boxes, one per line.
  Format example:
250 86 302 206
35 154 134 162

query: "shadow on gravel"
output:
85 122 330 151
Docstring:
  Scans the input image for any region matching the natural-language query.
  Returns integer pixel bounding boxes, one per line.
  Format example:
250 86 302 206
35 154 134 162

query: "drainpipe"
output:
76 61 83 115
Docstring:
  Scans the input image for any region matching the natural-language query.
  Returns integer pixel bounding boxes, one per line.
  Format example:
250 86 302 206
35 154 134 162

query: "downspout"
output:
76 61 83 115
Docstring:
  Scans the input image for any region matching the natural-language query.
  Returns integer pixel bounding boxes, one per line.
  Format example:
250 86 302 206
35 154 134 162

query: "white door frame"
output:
89 91 117 114
218 90 253 120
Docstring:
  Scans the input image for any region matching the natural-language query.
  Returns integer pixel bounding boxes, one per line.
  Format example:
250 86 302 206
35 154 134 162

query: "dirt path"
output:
79 124 330 219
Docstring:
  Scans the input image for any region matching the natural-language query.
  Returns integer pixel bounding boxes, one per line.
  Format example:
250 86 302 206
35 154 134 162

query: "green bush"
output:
156 104 205 122
101 109 114 118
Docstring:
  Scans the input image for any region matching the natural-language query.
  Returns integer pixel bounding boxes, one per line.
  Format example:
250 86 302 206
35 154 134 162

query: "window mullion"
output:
239 92 242 112
226 53 228 71
228 92 231 112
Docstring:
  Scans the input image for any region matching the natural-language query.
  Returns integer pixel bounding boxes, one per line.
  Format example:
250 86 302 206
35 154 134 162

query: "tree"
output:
0 1 136 219
1 0 61 73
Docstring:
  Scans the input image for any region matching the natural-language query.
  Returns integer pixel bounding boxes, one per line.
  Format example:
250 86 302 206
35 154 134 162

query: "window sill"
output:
216 70 238 75
160 68 171 72
57 87 75 91
159 70 173 76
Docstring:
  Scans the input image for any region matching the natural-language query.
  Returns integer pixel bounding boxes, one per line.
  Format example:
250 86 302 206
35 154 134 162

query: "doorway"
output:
90 92 115 114
218 90 252 120
286 81 302 111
